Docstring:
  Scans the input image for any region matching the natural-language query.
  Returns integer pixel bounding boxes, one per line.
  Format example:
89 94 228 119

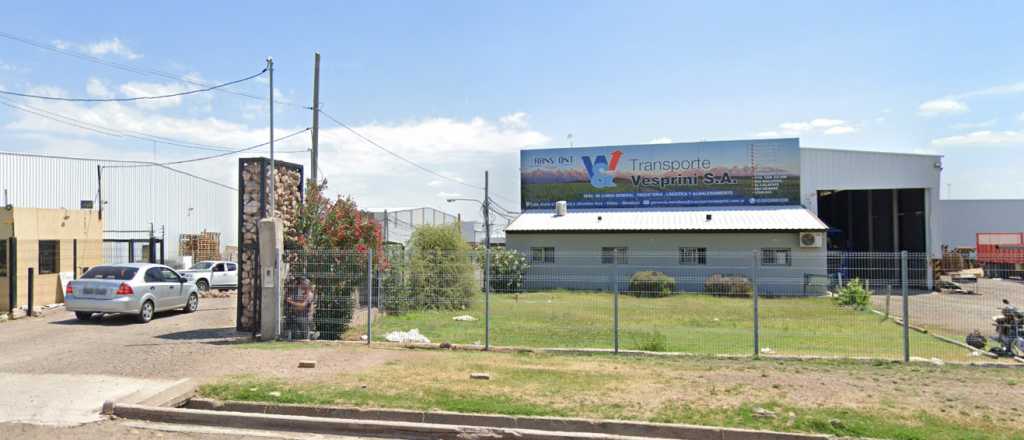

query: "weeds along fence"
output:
277 248 1024 363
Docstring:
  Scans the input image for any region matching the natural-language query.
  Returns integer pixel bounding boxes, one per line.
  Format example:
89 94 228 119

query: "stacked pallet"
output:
179 231 222 262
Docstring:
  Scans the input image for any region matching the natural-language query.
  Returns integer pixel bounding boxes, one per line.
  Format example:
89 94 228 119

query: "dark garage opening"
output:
817 188 926 253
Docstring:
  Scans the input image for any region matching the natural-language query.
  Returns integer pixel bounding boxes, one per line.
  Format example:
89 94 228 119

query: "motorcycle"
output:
966 299 1024 357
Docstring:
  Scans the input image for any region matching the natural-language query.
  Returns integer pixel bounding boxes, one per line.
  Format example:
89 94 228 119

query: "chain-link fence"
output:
274 248 1024 363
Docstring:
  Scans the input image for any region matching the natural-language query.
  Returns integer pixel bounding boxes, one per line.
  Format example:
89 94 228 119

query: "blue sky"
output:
1 1 1023 220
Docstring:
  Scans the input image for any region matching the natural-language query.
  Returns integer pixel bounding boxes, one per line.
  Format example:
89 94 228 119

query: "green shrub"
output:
704 274 753 296
485 247 530 293
627 271 677 297
834 278 871 310
633 330 669 352
406 225 478 310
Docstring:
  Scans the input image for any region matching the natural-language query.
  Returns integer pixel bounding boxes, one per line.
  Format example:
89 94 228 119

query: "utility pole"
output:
311 52 320 184
483 170 491 350
267 57 275 217
96 165 103 220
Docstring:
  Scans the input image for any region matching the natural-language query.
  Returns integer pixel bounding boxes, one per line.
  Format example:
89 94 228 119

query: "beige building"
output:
1 208 103 312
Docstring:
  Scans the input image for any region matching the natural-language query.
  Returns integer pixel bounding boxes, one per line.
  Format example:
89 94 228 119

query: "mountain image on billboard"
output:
520 138 800 210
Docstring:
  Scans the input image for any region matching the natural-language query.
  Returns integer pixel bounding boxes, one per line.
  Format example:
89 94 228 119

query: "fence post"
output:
367 248 373 346
752 250 760 358
613 262 619 354
484 247 491 351
27 267 34 318
901 251 909 362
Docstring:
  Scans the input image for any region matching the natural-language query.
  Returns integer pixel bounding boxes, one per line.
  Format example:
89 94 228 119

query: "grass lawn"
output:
351 291 980 362
201 349 1024 440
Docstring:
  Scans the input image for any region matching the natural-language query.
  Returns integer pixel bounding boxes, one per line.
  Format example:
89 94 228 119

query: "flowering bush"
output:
483 247 530 293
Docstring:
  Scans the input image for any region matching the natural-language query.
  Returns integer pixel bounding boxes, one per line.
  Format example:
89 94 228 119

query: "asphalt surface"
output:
872 278 1024 337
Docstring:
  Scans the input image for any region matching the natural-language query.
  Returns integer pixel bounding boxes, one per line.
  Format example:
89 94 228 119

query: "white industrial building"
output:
0 151 236 266
506 141 972 292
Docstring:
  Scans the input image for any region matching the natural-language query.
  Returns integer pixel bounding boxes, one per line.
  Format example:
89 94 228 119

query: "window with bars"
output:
761 247 792 266
39 240 60 274
679 247 707 265
0 240 7 277
601 247 628 265
530 247 555 264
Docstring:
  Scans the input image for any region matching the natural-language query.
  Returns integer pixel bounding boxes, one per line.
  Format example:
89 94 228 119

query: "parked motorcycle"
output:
966 299 1024 357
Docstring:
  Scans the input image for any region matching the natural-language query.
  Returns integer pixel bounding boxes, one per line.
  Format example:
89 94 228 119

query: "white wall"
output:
507 231 827 295
800 148 943 257
0 151 237 265
937 199 1024 248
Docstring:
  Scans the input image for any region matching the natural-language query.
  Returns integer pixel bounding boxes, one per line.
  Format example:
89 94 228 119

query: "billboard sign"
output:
520 138 800 210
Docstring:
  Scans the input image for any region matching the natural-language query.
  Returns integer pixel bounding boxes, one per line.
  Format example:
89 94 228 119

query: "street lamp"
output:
444 171 492 350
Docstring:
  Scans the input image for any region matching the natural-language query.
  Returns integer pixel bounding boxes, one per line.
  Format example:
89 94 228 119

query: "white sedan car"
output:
65 263 200 323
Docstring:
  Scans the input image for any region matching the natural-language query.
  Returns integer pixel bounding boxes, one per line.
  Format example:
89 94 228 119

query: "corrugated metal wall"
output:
937 199 1024 248
0 151 237 266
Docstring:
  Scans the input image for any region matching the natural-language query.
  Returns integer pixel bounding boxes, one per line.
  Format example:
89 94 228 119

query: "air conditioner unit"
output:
799 232 824 248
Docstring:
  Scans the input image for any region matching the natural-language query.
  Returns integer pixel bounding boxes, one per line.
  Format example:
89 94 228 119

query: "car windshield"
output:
189 262 215 270
82 266 139 280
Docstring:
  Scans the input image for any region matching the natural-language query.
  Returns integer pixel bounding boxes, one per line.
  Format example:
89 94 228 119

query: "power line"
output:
0 68 266 102
103 127 311 169
0 96 305 154
0 30 309 110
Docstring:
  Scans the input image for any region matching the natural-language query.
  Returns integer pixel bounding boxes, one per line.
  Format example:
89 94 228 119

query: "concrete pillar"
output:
258 218 284 340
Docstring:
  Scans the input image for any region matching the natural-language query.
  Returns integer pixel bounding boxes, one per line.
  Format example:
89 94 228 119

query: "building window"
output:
761 247 792 267
601 247 628 265
39 240 60 274
679 247 707 265
0 240 7 277
530 247 555 264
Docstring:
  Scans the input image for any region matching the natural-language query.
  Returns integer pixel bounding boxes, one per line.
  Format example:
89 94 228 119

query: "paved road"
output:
871 278 1024 337
0 295 412 436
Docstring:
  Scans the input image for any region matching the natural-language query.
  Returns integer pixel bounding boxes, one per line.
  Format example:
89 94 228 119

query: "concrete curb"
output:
112 403 682 440
183 398 830 440
102 378 196 415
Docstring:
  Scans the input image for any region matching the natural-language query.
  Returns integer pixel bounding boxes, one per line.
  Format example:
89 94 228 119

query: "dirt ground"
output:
0 297 415 382
871 278 1024 337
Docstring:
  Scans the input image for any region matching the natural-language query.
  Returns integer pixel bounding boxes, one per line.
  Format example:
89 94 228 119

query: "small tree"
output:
406 224 477 310
834 278 871 310
288 179 387 339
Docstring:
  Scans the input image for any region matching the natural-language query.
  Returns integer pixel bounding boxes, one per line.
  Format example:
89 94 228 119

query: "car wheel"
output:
196 279 209 292
138 300 155 323
75 312 94 321
183 293 199 313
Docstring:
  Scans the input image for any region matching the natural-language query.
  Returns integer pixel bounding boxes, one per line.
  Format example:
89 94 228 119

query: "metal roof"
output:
505 206 828 232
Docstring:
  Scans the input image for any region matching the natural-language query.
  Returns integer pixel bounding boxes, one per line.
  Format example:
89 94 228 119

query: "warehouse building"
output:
0 151 237 269
506 138 944 292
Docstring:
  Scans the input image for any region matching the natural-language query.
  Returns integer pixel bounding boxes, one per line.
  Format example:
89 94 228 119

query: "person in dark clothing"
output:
285 276 317 339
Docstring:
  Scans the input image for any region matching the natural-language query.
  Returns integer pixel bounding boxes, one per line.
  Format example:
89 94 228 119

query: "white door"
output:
225 263 238 287
211 263 228 287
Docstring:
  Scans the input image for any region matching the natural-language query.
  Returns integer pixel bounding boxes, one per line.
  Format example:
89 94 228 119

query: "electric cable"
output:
0 68 266 102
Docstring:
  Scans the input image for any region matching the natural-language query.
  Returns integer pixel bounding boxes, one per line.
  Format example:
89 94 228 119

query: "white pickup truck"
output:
179 260 238 291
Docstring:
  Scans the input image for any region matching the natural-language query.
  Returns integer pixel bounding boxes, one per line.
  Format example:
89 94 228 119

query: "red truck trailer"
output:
977 232 1024 278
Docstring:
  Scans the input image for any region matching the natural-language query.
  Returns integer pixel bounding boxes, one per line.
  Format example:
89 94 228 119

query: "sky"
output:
1 1 1023 222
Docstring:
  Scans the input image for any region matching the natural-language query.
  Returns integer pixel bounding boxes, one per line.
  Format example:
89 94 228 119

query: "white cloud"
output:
959 81 1024 98
499 112 528 129
1019 112 1024 122
810 118 845 128
85 78 113 98
648 137 673 144
931 130 1024 147
952 119 997 130
53 37 142 60
918 98 968 116
436 191 462 199
118 80 193 109
823 126 856 135
761 117 856 137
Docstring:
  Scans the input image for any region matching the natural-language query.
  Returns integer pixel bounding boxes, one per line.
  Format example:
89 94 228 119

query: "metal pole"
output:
367 248 374 345
96 165 103 220
484 171 491 350
267 57 276 217
901 250 910 362
27 267 33 318
148 222 156 263
8 238 16 313
311 52 320 184
73 239 78 280
613 263 619 353
752 250 760 357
